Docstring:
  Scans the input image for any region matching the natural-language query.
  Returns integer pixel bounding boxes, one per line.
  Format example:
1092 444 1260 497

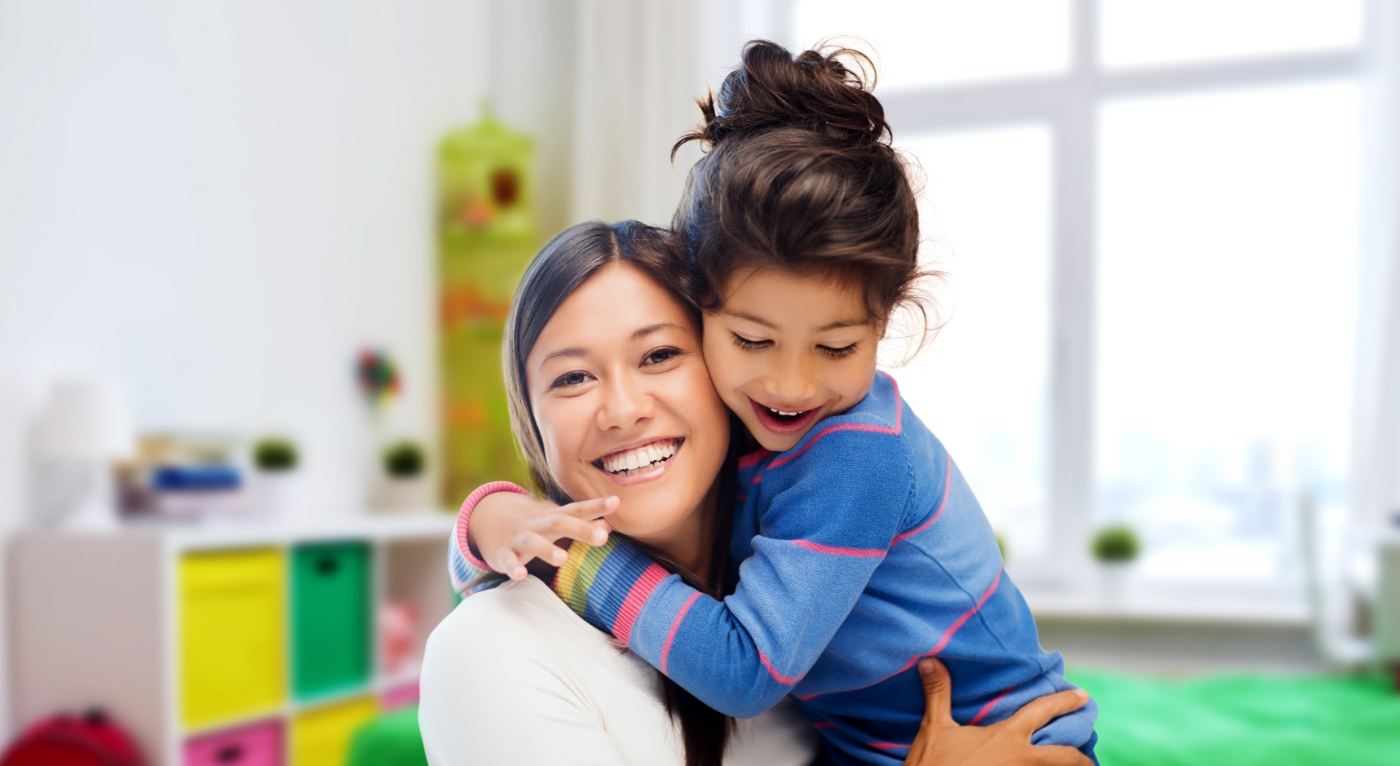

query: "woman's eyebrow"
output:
538 346 589 368
632 322 685 340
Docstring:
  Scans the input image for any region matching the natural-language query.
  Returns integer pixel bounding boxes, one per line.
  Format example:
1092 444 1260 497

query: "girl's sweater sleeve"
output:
549 428 915 718
448 481 530 595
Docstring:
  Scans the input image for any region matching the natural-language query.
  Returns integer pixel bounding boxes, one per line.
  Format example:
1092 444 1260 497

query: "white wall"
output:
0 0 489 738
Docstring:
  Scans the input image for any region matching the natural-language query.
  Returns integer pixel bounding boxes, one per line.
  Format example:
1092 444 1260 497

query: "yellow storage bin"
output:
179 548 287 728
291 696 378 766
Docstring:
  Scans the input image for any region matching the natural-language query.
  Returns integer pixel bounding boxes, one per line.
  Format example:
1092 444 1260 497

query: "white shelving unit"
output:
8 514 457 766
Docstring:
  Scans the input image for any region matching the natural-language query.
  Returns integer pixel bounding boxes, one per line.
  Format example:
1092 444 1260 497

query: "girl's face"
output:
702 267 881 452
527 262 731 549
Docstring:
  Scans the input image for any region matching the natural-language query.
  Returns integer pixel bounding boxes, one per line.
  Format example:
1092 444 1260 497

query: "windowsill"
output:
1019 584 1310 628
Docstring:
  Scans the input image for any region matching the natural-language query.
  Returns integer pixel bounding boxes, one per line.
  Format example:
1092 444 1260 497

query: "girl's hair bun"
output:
674 40 890 157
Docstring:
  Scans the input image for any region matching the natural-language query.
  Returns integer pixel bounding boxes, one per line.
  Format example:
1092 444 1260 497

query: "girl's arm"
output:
448 482 616 595
550 427 918 718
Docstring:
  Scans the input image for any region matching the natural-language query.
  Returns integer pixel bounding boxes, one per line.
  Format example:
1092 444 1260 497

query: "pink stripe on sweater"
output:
660 591 702 675
759 651 802 686
456 481 529 572
766 375 904 472
929 570 1003 655
968 686 1013 726
613 563 668 646
793 539 886 558
738 449 771 469
794 570 1006 702
892 455 953 544
870 741 909 751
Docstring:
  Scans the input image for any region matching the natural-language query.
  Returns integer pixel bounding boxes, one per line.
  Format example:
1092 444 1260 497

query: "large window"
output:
789 0 1367 595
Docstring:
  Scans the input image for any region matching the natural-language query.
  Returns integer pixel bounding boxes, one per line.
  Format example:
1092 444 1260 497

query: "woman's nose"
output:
595 374 655 430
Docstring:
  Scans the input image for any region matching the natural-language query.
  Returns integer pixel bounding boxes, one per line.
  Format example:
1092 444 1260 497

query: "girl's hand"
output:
904 659 1093 766
470 492 619 581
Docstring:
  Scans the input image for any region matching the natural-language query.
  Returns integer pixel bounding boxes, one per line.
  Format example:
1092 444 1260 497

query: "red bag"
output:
1 709 143 766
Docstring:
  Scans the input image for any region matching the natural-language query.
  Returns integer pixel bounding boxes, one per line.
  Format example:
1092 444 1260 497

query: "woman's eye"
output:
730 333 771 351
551 371 593 389
642 347 682 366
819 343 858 359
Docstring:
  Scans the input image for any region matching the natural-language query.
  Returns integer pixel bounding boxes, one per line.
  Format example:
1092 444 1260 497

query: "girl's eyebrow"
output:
722 309 868 332
720 309 776 328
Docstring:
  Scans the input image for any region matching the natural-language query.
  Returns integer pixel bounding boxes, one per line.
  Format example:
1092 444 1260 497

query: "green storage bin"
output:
291 542 371 699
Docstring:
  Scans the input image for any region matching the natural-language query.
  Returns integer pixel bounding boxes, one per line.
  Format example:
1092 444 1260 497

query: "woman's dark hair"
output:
500 220 736 766
674 39 934 339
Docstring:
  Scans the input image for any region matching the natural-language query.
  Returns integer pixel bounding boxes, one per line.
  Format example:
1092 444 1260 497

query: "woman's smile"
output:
592 436 685 485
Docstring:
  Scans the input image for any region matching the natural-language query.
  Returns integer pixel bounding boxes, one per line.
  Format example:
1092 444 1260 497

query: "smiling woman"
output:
419 220 818 766
525 259 731 554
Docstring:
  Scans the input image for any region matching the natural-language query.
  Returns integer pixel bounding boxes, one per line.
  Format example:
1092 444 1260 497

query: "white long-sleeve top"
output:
419 576 818 766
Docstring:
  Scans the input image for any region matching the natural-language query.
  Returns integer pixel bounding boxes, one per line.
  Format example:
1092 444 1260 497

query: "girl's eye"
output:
642 347 682 366
818 343 858 359
551 371 593 389
731 333 771 351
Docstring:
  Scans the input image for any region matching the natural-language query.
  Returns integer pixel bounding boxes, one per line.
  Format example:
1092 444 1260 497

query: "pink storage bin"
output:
381 681 420 711
184 720 283 766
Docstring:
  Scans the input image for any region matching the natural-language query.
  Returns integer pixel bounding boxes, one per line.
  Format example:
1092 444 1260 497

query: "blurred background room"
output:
1 0 1398 764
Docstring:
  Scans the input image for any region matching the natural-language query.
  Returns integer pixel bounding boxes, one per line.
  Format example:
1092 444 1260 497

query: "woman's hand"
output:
471 492 619 580
904 659 1093 766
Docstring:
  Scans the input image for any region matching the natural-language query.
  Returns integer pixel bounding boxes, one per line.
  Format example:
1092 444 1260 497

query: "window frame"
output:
778 0 1372 600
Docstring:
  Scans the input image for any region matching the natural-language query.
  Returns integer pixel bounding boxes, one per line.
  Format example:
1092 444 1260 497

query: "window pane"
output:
793 0 1070 90
892 125 1052 562
1100 0 1364 69
1096 81 1360 581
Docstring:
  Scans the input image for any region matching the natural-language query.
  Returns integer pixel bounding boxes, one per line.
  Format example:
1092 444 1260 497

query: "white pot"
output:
256 471 299 520
376 476 430 513
1096 561 1134 605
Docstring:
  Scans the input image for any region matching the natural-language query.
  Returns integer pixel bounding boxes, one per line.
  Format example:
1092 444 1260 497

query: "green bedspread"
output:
1069 669 1400 766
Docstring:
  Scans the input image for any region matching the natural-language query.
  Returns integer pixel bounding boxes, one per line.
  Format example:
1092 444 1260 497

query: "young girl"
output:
451 41 1098 765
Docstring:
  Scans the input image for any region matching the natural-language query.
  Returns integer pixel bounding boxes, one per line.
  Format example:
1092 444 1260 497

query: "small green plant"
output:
383 440 427 479
1091 524 1141 564
252 437 298 472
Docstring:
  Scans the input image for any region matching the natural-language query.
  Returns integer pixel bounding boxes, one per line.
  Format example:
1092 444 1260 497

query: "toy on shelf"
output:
438 106 536 504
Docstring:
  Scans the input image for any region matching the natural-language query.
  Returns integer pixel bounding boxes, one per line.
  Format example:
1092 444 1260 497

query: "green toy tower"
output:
437 108 536 504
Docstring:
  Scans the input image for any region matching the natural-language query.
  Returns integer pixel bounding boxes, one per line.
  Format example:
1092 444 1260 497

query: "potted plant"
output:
1090 523 1140 602
378 439 430 512
251 436 299 519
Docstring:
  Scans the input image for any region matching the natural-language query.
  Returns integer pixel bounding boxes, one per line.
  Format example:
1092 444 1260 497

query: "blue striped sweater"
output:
450 372 1098 764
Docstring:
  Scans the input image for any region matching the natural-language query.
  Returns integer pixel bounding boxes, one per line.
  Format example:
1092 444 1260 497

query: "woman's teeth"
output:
601 439 679 476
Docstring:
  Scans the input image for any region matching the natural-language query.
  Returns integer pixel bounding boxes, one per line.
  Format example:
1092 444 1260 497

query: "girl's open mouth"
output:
749 398 820 436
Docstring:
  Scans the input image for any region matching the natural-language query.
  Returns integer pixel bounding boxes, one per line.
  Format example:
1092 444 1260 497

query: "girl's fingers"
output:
1006 689 1090 738
493 549 528 581
563 496 620 520
517 532 572 567
534 514 611 547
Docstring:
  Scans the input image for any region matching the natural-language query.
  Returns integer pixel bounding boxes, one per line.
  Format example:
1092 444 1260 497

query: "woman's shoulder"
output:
429 576 613 654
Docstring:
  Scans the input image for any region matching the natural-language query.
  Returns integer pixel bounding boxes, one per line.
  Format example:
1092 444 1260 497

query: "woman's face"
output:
525 261 730 549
